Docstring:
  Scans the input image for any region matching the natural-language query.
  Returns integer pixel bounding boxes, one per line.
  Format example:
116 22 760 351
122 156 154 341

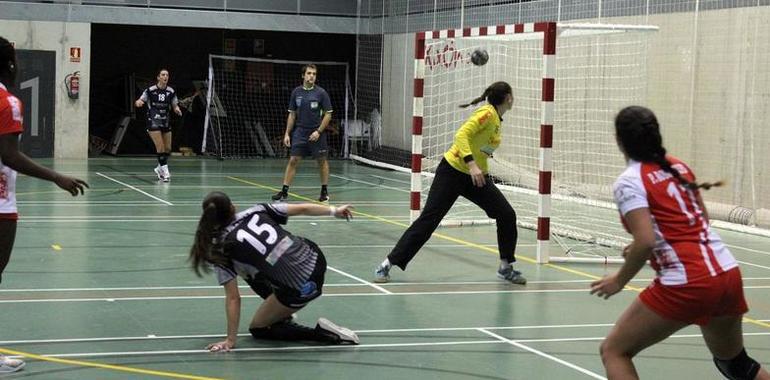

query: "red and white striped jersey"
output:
0 82 23 218
613 157 737 285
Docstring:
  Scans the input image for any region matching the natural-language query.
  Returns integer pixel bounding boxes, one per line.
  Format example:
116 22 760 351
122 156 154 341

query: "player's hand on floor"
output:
334 205 354 221
207 340 235 352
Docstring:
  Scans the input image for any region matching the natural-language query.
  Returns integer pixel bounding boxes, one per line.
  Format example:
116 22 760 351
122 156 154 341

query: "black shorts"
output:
273 238 327 309
146 119 171 133
290 129 328 159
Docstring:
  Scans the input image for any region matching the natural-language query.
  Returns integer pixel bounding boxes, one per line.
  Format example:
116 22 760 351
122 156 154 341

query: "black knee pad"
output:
249 326 271 340
714 348 761 380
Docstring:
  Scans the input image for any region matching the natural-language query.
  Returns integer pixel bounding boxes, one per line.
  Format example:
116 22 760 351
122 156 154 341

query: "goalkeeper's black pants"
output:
387 158 518 270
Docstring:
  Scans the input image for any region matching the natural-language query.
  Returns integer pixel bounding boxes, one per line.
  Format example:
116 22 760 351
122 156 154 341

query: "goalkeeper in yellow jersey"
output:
374 81 525 285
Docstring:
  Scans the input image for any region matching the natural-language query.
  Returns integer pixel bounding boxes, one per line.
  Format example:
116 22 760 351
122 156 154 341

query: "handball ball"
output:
471 49 489 66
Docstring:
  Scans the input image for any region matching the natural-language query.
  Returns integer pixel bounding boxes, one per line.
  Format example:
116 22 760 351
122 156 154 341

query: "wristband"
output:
329 206 337 216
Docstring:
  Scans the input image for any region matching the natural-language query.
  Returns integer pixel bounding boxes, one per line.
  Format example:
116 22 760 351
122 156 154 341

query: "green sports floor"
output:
1 157 768 379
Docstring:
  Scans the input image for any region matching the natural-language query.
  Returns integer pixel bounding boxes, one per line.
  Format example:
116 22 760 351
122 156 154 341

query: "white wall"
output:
0 20 90 159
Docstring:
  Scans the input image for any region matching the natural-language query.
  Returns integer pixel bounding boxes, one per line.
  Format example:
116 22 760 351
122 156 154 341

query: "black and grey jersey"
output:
219 203 317 290
140 85 178 126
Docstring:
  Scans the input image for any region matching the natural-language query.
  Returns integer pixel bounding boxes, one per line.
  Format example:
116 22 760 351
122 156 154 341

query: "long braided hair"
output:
459 81 512 109
615 106 722 191
189 191 234 276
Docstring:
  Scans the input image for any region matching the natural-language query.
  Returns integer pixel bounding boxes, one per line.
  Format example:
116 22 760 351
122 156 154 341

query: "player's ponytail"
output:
615 106 723 191
459 81 512 108
189 192 233 276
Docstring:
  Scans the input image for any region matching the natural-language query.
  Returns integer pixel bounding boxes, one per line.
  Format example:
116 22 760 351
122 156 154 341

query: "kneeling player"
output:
189 192 358 351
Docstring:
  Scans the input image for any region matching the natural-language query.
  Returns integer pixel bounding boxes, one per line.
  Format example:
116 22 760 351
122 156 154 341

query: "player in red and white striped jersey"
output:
0 37 88 373
591 106 768 380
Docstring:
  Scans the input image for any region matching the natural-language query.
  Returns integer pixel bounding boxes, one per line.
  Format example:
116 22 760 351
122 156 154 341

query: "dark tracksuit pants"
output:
387 158 518 270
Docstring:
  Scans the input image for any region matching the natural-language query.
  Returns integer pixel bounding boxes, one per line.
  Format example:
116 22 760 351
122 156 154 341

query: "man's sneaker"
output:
315 318 359 345
318 193 330 202
271 191 288 201
497 266 527 285
374 264 391 283
153 166 164 181
161 165 170 182
0 355 25 373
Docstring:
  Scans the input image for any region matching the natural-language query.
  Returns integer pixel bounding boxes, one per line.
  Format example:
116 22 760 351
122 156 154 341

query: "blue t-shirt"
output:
288 85 332 130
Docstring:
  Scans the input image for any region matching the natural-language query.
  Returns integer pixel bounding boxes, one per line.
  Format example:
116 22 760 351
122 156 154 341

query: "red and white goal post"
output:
409 22 659 264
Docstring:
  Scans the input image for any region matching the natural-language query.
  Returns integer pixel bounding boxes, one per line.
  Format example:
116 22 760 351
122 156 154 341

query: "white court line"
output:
0 277 641 293
0 323 617 345
95 172 173 206
330 174 409 193
738 260 770 271
477 328 607 380
3 276 768 293
0 288 595 304
319 266 392 294
727 244 770 256
12 333 770 360
4 283 769 303
369 174 410 184
2 327 768 346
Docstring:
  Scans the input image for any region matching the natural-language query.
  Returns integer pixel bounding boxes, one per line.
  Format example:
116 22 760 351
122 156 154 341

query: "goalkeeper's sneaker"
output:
271 191 288 201
318 193 330 202
374 264 391 283
497 266 527 285
315 318 359 345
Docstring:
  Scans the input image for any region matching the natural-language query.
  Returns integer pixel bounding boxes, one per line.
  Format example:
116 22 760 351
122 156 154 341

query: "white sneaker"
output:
316 318 359 345
153 165 164 181
161 165 170 182
0 355 25 373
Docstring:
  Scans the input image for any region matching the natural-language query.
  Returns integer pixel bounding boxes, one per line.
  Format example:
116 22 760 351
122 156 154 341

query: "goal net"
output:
203 55 351 159
413 23 657 263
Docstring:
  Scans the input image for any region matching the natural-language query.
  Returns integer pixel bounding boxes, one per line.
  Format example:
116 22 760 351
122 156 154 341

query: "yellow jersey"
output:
443 104 502 174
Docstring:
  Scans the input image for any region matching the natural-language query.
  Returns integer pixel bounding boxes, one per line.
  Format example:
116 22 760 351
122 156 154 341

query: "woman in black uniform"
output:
189 191 358 351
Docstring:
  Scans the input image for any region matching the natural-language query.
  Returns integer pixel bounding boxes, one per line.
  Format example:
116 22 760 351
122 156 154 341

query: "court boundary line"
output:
477 328 606 379
6 332 770 361
327 266 392 294
3 326 770 347
95 172 173 206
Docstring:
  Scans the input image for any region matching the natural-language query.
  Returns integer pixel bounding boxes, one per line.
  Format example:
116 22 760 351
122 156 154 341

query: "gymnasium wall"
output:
0 20 91 159
373 6 770 221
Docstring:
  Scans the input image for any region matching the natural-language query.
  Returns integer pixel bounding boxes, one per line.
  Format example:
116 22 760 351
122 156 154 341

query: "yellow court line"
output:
227 176 768 329
0 347 223 380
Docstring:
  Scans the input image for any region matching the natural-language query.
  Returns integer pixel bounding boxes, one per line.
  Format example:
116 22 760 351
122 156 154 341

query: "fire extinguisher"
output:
65 71 80 99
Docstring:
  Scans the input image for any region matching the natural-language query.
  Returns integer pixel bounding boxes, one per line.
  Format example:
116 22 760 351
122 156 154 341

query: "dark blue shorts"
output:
273 239 326 309
290 129 328 158
146 119 171 133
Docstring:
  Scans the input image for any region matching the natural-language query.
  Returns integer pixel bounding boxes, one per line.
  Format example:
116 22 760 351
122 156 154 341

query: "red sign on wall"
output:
70 47 81 63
